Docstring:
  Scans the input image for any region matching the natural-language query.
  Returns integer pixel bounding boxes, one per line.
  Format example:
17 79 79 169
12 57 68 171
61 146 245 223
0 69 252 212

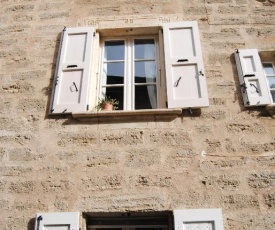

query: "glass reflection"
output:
267 76 275 89
271 91 275 103
103 62 124 85
135 85 157 110
135 61 156 83
134 39 155 59
104 41 124 61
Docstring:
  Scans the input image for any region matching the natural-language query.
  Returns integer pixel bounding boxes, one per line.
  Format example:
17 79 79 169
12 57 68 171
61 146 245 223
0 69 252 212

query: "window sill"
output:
72 108 182 119
266 104 275 118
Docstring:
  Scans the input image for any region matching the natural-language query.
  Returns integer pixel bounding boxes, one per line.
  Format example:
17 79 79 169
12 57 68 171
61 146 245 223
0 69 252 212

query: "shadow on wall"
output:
28 217 35 230
43 31 63 120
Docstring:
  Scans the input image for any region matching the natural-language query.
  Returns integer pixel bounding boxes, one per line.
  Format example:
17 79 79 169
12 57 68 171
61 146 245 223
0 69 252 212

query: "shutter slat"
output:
234 49 271 106
163 21 209 109
50 27 94 114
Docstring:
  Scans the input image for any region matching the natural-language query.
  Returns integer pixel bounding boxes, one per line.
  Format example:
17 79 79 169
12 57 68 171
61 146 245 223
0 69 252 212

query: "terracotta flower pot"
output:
101 102 114 111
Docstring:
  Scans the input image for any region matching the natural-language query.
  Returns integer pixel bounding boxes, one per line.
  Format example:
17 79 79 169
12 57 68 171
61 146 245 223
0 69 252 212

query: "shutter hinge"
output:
93 32 96 37
87 104 89 111
166 101 168 108
161 28 163 33
55 76 59 85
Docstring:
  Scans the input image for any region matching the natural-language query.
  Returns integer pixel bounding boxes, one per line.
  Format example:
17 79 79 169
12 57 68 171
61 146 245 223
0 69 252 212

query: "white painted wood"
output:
50 27 94 114
163 21 209 108
234 49 271 106
34 212 79 230
173 209 224 230
183 222 213 230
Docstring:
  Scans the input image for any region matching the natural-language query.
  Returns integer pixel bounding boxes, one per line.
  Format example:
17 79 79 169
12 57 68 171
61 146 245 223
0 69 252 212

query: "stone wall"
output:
1 0 275 229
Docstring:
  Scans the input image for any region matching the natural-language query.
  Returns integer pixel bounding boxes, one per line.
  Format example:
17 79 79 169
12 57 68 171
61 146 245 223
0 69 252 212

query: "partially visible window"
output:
263 63 275 103
100 37 159 111
234 49 272 106
86 212 171 230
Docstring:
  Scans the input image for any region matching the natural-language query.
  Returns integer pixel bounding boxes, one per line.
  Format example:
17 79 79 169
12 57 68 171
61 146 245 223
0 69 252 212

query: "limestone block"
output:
201 174 240 190
9 181 35 193
248 171 275 189
221 194 259 210
41 180 70 192
135 175 172 187
148 129 191 146
200 158 247 171
264 192 275 209
81 174 122 191
125 148 161 168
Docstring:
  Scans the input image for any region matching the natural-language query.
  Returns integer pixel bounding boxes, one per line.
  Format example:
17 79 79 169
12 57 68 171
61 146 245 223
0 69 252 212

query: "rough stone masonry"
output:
0 0 275 229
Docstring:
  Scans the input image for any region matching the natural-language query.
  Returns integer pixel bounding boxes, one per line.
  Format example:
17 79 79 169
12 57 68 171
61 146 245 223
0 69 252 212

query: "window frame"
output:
98 35 161 111
262 62 275 104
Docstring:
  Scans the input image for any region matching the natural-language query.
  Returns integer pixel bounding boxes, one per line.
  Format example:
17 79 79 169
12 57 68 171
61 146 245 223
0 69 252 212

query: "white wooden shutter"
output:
50 27 94 114
173 209 224 230
34 212 79 230
234 49 271 106
163 21 209 109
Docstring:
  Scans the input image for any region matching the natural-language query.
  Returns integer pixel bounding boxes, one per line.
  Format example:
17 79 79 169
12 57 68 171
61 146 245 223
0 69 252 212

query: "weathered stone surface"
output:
201 174 240 190
248 171 275 189
221 194 259 210
9 181 35 193
1 1 275 229
200 158 247 171
81 174 122 191
125 148 161 168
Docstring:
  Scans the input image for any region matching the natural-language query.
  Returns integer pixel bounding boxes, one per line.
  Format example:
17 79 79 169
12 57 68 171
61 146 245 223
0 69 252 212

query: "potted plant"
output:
96 95 119 111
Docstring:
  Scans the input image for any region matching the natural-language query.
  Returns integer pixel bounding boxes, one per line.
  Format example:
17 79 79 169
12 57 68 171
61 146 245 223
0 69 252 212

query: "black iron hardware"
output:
250 83 259 93
240 83 247 93
174 76 182 87
73 82 78 92
36 215 43 230
177 59 188 62
244 74 255 77
67 65 78 68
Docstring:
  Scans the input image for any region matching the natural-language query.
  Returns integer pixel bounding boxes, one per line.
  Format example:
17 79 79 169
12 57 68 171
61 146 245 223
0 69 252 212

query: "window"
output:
234 49 272 106
100 37 159 110
34 209 224 230
49 21 209 114
86 212 171 230
263 63 275 103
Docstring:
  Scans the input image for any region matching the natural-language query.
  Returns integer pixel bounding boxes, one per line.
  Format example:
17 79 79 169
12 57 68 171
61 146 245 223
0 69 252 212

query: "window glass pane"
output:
103 62 124 85
263 63 275 75
104 41 124 61
135 85 157 110
103 87 124 110
267 76 275 89
135 61 156 83
271 90 275 103
135 39 155 59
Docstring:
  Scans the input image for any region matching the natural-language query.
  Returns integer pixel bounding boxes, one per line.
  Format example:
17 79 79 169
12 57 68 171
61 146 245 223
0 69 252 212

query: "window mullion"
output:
125 38 133 110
